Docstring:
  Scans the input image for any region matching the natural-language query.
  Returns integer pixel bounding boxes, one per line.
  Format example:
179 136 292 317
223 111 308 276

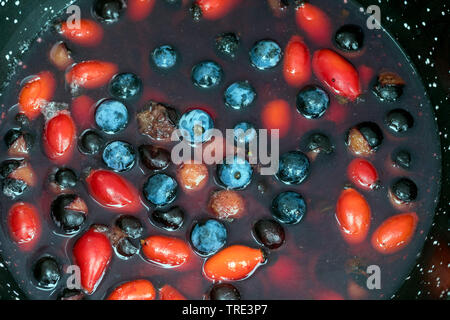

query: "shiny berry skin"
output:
151 45 178 69
191 61 224 89
392 149 411 169
372 71 405 102
249 39 282 70
93 0 125 23
138 145 171 172
224 81 256 110
116 215 144 239
347 158 379 190
217 156 252 190
151 206 185 231
49 41 73 70
33 256 61 289
312 49 361 101
0 160 36 199
283 36 311 87
43 111 76 164
127 0 156 21
116 237 139 259
262 99 292 138
304 132 334 155
190 219 227 256
336 188 371 244
95 99 129 134
7 202 41 250
334 24 364 52
143 173 178 206
390 178 418 204
102 141 136 172
66 60 118 89
209 283 240 300
179 109 214 145
385 109 414 133
86 169 142 213
73 227 112 294
58 19 104 47
58 289 85 300
193 0 240 20
276 151 310 185
203 245 265 281
107 279 156 300
54 168 77 189
160 285 186 300
177 162 209 192
209 190 245 221
296 85 330 119
79 130 105 155
271 191 306 225
215 32 240 59
141 235 191 267
234 122 257 145
4 129 34 157
252 219 285 249
295 2 331 46
371 213 418 254
18 71 56 120
51 194 88 234
346 122 383 156
109 73 142 100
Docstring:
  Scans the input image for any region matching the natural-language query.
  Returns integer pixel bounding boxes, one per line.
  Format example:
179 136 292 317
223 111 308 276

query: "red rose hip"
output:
295 3 331 46
107 279 156 300
43 111 76 164
283 36 311 87
66 60 118 89
7 202 41 250
141 235 191 268
18 71 56 120
347 158 379 190
58 19 104 47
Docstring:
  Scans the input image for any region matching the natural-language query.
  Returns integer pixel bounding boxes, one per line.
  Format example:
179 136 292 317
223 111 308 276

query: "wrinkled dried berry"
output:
115 215 143 239
346 122 383 156
390 178 418 204
137 101 178 141
151 206 185 231
51 194 88 234
209 283 241 300
54 168 77 189
253 219 285 249
385 109 414 133
138 145 171 172
392 149 411 169
372 72 405 102
79 130 105 155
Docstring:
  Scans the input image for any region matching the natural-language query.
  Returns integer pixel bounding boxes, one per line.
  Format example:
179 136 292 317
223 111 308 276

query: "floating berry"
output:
49 41 73 70
346 122 383 156
233 122 257 145
137 101 179 142
347 158 379 190
191 219 227 256
312 49 361 101
271 191 306 225
191 61 224 89
71 95 95 129
262 99 292 138
209 190 245 221
217 156 253 190
283 36 311 87
4 129 34 157
73 227 112 294
79 130 105 155
392 149 411 169
295 2 331 46
193 0 240 20
151 45 178 70
109 73 142 100
390 178 418 204
85 169 142 213
336 188 371 244
43 111 76 164
138 145 171 172
58 19 104 46
296 85 330 119
385 109 414 134
0 160 36 199
151 206 185 231
215 32 240 59
160 285 186 300
93 0 126 23
66 60 118 89
252 219 285 249
372 71 405 102
116 215 144 239
249 39 282 70
179 109 214 145
127 0 156 22
334 24 364 52
141 235 191 267
102 141 136 172
209 283 241 300
58 289 85 300
7 202 41 250
107 279 156 300
371 213 418 254
304 132 334 157
143 173 178 206
224 81 256 110
203 245 265 281
276 151 310 185
33 256 61 289
177 162 209 192
51 194 88 234
95 99 129 134
18 71 56 120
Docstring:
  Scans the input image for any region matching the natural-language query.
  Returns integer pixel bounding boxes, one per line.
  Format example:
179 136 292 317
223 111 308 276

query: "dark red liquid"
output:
0 0 441 299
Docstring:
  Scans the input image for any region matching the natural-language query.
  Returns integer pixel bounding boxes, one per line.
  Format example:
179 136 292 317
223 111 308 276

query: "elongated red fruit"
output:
43 111 76 164
73 228 112 294
312 49 361 101
58 19 103 47
66 60 118 89
283 36 311 87
18 71 56 120
371 213 418 254
7 202 41 250
295 3 331 46
347 158 379 190
203 245 265 281
262 99 292 138
336 188 371 244
107 279 156 300
160 285 187 300
85 169 141 213
127 0 156 21
141 235 191 268
194 0 240 20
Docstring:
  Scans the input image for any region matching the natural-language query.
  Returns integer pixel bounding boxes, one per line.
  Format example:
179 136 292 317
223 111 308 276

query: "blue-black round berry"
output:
209 283 241 300
179 109 214 145
93 0 125 23
138 145 171 172
334 24 364 52
385 109 414 133
151 206 185 231
95 99 129 134
151 45 178 69
143 173 178 206
102 141 136 172
190 219 227 256
217 156 253 190
392 149 411 169
4 129 34 153
372 72 405 102
33 256 61 289
109 73 142 100
249 40 282 70
79 130 105 155
54 168 77 189
115 215 143 239
390 178 417 204
276 151 310 185
271 191 306 225
296 86 330 119
304 132 334 155
215 32 240 59
234 122 257 145
252 219 285 249
51 194 87 234
192 61 223 89
224 81 256 110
